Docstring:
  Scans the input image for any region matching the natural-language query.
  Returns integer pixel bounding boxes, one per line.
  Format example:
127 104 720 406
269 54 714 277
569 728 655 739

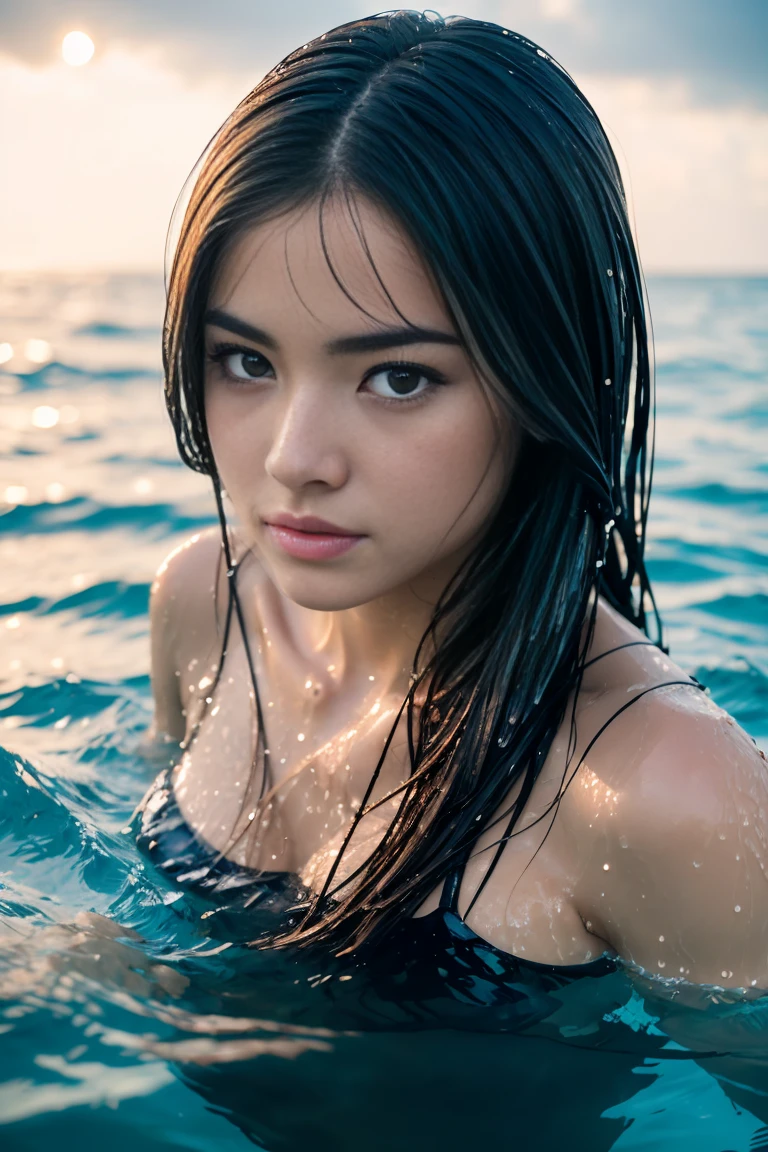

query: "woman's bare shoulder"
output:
148 527 228 741
575 671 768 986
153 526 224 602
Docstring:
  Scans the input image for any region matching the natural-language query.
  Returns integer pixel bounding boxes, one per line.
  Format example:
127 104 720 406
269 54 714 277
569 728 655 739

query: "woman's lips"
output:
264 522 365 561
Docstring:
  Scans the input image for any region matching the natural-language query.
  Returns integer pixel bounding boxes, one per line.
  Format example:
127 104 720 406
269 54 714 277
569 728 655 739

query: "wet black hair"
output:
163 9 664 954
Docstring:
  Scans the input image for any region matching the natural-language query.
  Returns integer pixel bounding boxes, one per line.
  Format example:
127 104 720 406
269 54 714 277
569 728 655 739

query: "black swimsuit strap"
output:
441 671 708 922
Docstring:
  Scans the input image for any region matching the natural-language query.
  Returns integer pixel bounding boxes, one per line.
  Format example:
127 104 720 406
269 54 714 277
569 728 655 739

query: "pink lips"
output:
263 514 365 561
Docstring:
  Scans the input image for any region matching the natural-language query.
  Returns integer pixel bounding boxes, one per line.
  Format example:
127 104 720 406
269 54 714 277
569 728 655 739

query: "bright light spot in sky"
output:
0 343 13 364
62 31 95 67
24 338 52 363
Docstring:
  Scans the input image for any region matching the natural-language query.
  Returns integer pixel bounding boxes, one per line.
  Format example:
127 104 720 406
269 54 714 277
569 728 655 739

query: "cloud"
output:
509 0 768 109
0 0 362 75
0 0 766 108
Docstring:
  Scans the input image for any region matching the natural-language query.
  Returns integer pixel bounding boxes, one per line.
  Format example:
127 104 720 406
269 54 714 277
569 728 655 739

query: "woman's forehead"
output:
210 196 454 338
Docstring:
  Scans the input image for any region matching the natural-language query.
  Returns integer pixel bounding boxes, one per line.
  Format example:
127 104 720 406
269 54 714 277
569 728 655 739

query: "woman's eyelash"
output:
207 342 269 371
206 344 449 400
362 360 448 405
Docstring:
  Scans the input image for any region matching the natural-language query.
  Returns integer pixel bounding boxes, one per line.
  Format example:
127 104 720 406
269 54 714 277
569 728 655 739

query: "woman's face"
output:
204 196 516 612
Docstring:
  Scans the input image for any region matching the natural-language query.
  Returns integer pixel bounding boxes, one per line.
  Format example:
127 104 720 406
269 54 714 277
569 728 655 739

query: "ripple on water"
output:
0 273 766 1146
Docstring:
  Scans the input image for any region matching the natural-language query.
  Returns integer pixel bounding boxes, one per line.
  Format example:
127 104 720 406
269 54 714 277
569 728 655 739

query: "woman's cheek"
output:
206 392 267 500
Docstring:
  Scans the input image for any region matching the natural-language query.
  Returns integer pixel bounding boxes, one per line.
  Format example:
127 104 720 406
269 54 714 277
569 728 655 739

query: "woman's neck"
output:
272 550 469 702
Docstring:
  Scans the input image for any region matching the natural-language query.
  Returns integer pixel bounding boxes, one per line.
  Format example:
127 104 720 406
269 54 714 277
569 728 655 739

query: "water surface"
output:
0 273 767 1150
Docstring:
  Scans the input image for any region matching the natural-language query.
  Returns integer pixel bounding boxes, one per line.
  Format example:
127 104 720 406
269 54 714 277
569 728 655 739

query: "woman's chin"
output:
270 574 380 613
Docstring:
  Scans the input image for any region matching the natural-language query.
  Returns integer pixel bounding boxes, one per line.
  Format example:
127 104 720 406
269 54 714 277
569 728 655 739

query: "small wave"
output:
11 361 158 389
671 482 768 509
0 747 85 866
0 496 214 538
693 591 768 628
73 322 161 340
42 581 150 622
658 358 764 380
646 556 721 584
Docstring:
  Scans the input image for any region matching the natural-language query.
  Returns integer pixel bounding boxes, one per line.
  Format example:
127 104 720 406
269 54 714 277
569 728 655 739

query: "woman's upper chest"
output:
173 652 623 966
170 577 692 966
174 630 414 875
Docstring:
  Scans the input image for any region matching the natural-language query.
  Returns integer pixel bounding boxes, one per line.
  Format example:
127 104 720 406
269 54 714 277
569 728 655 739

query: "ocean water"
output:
0 271 767 1150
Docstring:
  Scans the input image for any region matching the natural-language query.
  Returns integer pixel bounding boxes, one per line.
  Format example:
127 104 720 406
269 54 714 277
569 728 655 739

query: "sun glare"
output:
62 31 95 67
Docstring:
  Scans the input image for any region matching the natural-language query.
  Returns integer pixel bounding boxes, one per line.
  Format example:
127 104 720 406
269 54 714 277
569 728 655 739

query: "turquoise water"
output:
0 272 767 1149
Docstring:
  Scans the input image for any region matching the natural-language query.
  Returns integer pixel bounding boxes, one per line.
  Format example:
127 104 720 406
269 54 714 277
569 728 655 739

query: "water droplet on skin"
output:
619 835 628 848
658 960 665 968
603 863 610 870
305 680 312 690
735 905 741 912
693 861 702 868
368 675 375 682
722 971 729 979
719 833 726 840
297 733 305 742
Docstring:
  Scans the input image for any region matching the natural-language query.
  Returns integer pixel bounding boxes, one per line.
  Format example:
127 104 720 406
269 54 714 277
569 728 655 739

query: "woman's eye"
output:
364 365 438 402
212 348 272 381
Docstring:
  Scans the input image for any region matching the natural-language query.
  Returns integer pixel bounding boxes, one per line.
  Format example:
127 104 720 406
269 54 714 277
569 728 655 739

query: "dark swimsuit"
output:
135 652 709 1018
133 649 709 990
135 763 621 1036
134 659 714 1151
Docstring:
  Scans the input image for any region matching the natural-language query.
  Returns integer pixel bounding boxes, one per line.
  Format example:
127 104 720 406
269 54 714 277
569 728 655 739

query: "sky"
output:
0 0 766 273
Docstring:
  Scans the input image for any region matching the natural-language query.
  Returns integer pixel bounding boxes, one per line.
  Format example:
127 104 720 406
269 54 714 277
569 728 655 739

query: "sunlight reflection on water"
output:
0 273 766 1149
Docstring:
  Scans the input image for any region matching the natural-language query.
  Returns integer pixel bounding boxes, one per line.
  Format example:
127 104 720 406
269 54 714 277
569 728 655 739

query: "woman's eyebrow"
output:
204 308 461 354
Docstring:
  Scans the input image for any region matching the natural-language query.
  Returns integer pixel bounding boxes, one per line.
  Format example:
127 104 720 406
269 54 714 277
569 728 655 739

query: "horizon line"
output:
0 265 767 279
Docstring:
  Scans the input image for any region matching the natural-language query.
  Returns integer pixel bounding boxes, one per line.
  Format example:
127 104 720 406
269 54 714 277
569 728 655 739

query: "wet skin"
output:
149 194 768 991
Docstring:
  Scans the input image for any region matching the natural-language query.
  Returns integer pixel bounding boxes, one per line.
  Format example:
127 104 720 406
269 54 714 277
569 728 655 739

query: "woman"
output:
139 8 768 998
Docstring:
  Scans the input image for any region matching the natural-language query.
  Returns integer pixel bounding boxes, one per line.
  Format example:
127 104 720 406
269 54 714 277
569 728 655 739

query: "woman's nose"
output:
264 386 349 491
